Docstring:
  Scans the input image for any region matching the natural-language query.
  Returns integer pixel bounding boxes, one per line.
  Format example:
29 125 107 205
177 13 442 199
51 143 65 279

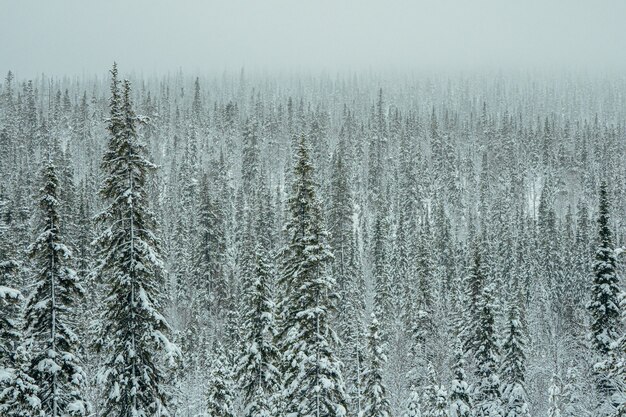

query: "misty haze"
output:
0 1 625 417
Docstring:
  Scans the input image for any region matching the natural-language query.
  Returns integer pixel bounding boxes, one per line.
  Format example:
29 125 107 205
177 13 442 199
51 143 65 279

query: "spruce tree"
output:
0 344 42 417
547 374 563 417
94 66 180 417
22 162 88 416
587 181 620 401
237 243 281 417
500 295 529 417
474 279 503 417
404 387 422 417
279 135 347 417
362 314 392 417
422 364 448 417
449 342 472 417
0 260 21 369
612 305 626 416
341 233 367 417
0 192 21 366
206 345 236 417
462 243 486 360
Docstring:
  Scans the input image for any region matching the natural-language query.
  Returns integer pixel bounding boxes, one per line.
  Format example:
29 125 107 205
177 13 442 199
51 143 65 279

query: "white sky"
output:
2 0 626 78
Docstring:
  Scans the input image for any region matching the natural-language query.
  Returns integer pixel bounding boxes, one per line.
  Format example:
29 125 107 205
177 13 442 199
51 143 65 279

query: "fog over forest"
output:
0 2 625 417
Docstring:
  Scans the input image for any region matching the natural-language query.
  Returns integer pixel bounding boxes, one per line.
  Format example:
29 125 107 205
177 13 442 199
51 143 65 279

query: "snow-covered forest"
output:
0 65 625 417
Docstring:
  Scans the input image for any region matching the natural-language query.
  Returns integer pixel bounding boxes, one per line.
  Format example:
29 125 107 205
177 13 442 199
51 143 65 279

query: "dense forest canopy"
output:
0 67 625 417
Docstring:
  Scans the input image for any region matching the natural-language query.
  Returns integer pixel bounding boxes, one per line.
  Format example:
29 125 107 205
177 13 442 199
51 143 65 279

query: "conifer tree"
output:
279 135 347 417
462 244 486 360
547 374 563 417
94 66 180 417
0 259 21 369
611 308 626 416
0 345 43 417
206 345 236 417
500 294 530 417
423 364 449 417
237 243 281 417
404 387 422 417
587 181 621 402
474 280 503 417
362 314 392 417
449 342 472 417
22 162 88 416
372 208 392 330
341 233 367 417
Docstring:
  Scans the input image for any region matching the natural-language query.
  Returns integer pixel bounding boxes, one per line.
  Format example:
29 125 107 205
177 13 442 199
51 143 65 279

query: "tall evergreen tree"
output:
279 135 347 417
94 66 180 417
0 259 21 370
404 387 422 417
22 162 88 416
474 279 503 417
449 341 472 417
206 345 236 417
500 293 529 417
362 314 392 417
422 364 449 417
587 181 621 403
0 344 43 417
237 243 281 417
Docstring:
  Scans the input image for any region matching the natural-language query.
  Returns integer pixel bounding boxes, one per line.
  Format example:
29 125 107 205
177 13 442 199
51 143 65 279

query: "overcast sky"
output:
2 0 626 78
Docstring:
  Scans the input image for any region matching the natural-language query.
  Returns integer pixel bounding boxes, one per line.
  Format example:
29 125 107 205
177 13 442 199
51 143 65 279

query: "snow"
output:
0 285 21 300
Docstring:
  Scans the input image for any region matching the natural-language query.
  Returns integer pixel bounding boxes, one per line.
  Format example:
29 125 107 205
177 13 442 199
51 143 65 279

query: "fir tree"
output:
237 243 281 417
423 364 448 417
500 294 529 417
0 259 21 369
1 204 26 399
22 162 88 416
404 387 422 417
611 302 626 416
449 342 472 417
94 66 180 417
548 374 563 417
362 314 392 417
0 345 43 417
474 280 503 417
279 135 347 417
206 345 236 417
341 233 367 417
587 181 621 402
462 244 486 360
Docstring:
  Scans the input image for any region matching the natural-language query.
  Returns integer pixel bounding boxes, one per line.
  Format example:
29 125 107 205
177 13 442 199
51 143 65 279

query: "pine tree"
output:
0 344 43 417
194 172 227 322
22 162 88 416
372 208 392 330
404 387 422 417
423 365 448 417
449 342 472 417
362 314 392 417
206 345 236 417
474 280 503 417
279 135 347 417
587 181 621 402
94 66 180 417
548 374 563 417
462 244 486 360
341 233 367 417
237 243 281 417
500 294 529 417
0 192 23 370
611 299 626 416
0 259 21 369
